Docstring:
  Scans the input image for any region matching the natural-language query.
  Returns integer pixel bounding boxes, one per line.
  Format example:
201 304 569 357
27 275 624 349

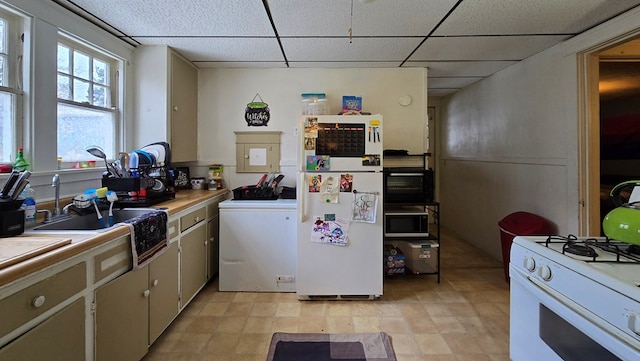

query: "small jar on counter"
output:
207 178 217 190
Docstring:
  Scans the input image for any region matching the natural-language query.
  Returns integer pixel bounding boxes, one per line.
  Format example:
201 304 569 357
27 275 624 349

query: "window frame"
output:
0 6 24 164
56 33 122 164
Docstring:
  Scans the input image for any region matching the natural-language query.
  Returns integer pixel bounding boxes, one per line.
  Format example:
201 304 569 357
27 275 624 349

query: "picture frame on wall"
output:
174 167 191 189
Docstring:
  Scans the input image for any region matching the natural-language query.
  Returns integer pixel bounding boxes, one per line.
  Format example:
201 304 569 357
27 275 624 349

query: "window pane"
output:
0 92 14 163
57 44 70 73
0 19 5 53
57 103 114 162
73 78 90 103
73 51 90 80
0 55 5 86
57 74 71 100
93 85 109 107
93 59 108 85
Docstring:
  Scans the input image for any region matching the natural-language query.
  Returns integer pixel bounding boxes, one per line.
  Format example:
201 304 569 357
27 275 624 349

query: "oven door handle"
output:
514 267 640 353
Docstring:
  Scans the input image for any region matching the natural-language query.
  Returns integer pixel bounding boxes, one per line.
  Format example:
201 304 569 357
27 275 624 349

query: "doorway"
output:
580 37 640 236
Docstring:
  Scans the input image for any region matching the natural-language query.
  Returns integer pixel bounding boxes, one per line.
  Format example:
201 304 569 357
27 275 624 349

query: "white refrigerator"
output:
296 114 384 299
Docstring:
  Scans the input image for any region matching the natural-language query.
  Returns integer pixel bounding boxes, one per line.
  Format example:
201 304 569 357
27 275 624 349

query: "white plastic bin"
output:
394 240 439 274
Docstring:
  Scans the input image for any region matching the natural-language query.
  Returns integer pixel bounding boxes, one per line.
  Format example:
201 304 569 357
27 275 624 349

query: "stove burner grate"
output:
539 235 640 263
563 242 597 257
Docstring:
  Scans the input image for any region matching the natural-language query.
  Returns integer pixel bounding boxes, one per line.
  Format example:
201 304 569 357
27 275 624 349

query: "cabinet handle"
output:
31 295 46 308
152 279 159 287
143 289 151 298
194 216 200 222
173 106 178 111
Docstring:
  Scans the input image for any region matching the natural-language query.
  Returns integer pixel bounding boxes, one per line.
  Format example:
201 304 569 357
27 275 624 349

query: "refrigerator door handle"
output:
299 172 306 222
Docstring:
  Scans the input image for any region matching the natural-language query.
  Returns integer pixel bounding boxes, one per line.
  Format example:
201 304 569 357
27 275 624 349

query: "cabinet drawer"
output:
0 297 85 361
167 219 179 240
93 239 132 283
0 262 86 338
180 207 206 232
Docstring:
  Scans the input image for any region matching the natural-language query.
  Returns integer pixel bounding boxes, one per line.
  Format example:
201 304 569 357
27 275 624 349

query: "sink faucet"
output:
52 173 61 217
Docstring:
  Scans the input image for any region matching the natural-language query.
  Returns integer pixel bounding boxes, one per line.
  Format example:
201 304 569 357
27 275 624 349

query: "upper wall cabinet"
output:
133 46 198 163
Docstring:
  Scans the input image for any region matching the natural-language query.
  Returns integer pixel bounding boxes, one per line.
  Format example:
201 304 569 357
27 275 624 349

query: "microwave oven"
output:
384 208 429 237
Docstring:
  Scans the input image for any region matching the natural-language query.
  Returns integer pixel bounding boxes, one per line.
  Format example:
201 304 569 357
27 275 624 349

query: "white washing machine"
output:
218 199 297 292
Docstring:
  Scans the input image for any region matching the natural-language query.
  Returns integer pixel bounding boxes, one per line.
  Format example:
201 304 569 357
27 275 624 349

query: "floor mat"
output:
266 332 396 361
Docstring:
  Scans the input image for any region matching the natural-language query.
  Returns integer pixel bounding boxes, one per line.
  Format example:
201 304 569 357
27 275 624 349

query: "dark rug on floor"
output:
266 332 396 361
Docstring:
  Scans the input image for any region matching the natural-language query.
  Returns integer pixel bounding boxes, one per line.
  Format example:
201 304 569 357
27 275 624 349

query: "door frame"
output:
578 33 640 235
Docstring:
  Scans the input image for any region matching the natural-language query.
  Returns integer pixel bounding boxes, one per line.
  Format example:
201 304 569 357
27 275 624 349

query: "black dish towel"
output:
120 209 168 269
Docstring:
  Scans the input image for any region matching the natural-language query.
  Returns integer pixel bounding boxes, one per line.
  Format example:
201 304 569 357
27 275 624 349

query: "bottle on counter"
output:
14 147 29 171
21 184 36 222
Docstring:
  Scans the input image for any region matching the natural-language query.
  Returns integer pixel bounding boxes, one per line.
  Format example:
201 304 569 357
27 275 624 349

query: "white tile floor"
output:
143 228 510 361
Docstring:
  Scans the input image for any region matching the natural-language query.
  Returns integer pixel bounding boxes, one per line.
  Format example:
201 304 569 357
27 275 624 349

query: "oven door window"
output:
539 304 621 361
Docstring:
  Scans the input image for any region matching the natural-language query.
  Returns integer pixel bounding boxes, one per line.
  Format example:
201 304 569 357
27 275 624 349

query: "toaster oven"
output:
383 168 434 204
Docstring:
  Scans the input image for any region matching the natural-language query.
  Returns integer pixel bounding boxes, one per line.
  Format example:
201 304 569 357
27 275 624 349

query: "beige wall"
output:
438 7 640 261
196 67 426 189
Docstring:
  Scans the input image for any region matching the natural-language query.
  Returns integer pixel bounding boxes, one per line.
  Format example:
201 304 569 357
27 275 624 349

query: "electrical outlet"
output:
276 275 295 283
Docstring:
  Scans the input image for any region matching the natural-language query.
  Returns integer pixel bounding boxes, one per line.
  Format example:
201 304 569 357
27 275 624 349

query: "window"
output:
0 9 22 163
57 38 118 162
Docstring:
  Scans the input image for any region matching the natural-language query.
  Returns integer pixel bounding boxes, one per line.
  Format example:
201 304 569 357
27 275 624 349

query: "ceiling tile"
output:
269 0 459 36
196 61 288 68
281 37 418 62
410 35 571 61
288 61 404 68
428 77 483 89
434 0 640 35
405 61 518 77
60 0 273 36
140 38 284 62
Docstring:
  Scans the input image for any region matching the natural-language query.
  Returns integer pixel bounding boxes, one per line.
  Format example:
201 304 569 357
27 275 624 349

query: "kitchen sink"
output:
31 208 158 232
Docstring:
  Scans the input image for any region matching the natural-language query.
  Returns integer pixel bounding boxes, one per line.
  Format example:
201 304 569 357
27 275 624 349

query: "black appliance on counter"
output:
102 142 176 207
0 199 25 237
383 168 434 205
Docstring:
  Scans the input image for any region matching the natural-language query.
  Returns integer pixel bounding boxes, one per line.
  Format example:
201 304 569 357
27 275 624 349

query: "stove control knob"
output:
629 313 640 335
524 257 536 272
539 265 552 281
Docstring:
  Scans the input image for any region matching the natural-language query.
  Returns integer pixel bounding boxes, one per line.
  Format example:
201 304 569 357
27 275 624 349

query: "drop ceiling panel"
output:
196 61 288 68
269 0 459 36
405 61 518 77
288 61 404 68
434 0 640 35
428 77 483 89
140 38 284 62
61 0 273 36
56 0 640 97
410 35 571 61
281 38 418 62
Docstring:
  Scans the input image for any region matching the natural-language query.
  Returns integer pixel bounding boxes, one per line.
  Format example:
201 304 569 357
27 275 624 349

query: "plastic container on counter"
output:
301 93 330 115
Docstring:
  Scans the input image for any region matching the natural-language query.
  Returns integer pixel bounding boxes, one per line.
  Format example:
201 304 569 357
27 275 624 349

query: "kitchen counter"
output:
0 189 229 287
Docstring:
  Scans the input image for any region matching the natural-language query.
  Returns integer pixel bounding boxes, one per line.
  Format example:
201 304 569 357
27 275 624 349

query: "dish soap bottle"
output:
14 147 29 171
21 184 36 222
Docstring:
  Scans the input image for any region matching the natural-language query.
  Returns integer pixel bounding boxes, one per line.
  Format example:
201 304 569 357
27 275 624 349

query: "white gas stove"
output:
510 235 640 361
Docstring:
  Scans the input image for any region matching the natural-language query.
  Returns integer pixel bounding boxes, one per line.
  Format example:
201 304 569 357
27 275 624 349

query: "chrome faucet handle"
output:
36 209 52 223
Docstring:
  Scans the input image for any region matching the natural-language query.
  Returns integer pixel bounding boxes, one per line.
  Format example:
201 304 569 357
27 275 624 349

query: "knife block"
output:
0 209 25 237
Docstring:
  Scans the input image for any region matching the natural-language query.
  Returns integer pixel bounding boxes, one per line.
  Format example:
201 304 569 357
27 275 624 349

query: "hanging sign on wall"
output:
245 93 270 126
